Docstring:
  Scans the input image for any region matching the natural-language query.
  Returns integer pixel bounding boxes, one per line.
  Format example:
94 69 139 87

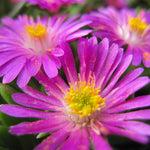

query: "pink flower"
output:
12 0 85 12
0 14 91 87
11 0 19 3
82 7 150 67
105 0 128 9
1 37 150 150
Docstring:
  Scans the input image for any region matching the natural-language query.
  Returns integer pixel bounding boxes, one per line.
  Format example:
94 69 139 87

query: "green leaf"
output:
36 132 49 139
0 83 17 104
0 146 9 150
0 125 21 150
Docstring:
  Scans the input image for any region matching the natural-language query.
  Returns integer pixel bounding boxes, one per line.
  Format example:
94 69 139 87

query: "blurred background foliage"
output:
0 0 150 150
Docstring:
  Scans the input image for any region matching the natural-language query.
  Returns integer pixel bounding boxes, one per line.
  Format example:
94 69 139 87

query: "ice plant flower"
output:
12 0 85 12
1 37 150 150
0 14 91 87
11 0 19 3
105 0 128 9
82 7 150 67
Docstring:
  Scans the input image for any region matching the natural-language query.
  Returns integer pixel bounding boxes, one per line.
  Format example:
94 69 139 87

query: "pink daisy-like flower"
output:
11 0 19 3
1 37 150 150
12 0 85 12
82 7 150 67
105 0 128 9
0 14 91 87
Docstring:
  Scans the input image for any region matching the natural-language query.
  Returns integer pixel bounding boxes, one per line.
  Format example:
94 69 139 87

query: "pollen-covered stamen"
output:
64 79 105 119
129 17 147 35
25 24 46 38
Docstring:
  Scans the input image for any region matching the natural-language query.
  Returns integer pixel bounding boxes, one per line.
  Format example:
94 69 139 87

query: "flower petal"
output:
59 128 89 150
50 48 64 57
105 76 150 108
132 47 142 66
42 55 58 78
35 129 69 150
12 93 60 111
109 95 150 113
17 65 32 88
10 118 68 135
0 51 22 66
60 42 78 84
21 86 63 106
105 124 149 144
89 129 112 150
94 38 109 79
99 55 132 97
2 56 26 84
0 104 54 119
66 30 92 41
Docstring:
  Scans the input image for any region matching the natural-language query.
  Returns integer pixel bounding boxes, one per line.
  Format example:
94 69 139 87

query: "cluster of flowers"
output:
1 0 150 149
11 0 85 12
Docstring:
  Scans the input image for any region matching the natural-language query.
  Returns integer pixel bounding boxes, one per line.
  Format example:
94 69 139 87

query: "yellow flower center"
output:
25 24 46 38
129 17 147 35
64 80 105 118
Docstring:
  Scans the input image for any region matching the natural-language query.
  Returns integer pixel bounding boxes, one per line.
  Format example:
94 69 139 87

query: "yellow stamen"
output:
25 24 46 38
64 79 105 118
129 17 147 35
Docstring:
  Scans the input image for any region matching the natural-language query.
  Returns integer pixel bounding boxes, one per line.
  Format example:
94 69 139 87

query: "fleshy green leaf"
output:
0 83 17 104
0 125 21 150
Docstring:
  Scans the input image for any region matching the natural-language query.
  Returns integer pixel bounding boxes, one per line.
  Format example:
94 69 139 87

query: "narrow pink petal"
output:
66 30 92 41
27 57 42 76
21 86 63 106
111 121 150 135
89 129 112 150
2 57 26 84
50 48 64 57
124 45 133 56
101 110 150 122
114 68 144 89
78 37 98 81
35 71 65 100
12 93 60 111
59 128 89 150
51 55 61 69
77 38 87 80
60 15 80 29
0 56 25 77
66 21 92 35
60 42 78 84
10 118 68 135
96 43 120 88
105 124 149 144
35 129 69 150
42 55 58 78
101 48 123 90
13 57 41 87
98 55 132 97
105 76 150 108
0 51 22 66
94 38 109 79
108 95 150 113
84 36 98 80
51 15 68 33
17 65 32 88
122 110 150 120
132 47 142 66
0 104 54 119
